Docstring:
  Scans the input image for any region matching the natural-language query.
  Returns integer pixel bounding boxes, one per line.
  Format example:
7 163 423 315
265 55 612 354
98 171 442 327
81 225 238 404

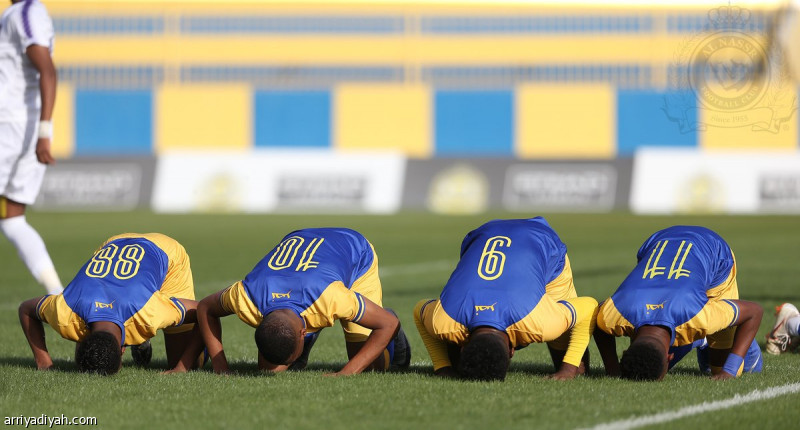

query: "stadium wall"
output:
42 1 799 159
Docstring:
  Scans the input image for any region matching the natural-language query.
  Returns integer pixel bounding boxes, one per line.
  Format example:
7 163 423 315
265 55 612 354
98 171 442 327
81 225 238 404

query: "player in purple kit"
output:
1 0 61 294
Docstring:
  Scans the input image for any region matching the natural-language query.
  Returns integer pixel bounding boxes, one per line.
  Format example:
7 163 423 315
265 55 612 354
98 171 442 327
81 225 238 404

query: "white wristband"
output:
38 120 53 139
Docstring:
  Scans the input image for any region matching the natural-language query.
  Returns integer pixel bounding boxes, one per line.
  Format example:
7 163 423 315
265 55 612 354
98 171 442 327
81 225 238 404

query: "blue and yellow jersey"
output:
413 217 598 370
36 233 195 346
439 217 568 338
220 228 381 340
597 226 740 346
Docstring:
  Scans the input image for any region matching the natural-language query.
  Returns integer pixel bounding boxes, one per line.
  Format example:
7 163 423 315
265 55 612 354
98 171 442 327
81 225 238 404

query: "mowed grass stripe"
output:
584 382 800 430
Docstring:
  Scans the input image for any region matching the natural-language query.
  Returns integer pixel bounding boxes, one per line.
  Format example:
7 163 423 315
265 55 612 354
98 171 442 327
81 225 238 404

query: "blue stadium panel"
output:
616 89 698 156
53 16 164 35
421 15 652 34
181 66 403 86
180 16 404 34
75 90 153 155
434 90 513 156
254 90 331 148
666 12 767 33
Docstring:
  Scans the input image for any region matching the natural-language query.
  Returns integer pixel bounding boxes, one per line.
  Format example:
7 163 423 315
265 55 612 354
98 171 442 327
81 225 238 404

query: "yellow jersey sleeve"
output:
124 293 187 345
506 294 573 347
302 281 363 331
596 298 635 337
36 295 88 342
220 281 263 328
674 299 739 347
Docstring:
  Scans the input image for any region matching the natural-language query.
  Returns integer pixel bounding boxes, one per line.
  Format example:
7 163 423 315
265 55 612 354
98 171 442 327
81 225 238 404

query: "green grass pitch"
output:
1 212 799 429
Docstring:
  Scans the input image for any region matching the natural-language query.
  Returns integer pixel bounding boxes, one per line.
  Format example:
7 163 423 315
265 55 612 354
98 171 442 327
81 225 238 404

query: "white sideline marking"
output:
583 382 800 430
379 260 455 277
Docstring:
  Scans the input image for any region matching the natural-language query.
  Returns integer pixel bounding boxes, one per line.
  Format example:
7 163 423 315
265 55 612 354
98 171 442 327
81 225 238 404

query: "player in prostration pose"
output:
19 233 202 375
168 227 410 376
594 225 763 381
1 0 62 294
413 217 598 381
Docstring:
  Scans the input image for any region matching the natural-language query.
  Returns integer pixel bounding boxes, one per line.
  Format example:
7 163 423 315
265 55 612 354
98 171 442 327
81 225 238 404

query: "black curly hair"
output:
255 311 300 365
620 339 667 381
75 331 121 375
458 330 510 381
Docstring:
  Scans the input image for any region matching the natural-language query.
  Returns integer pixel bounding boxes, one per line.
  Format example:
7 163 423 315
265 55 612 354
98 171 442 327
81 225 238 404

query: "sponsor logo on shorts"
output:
645 302 665 311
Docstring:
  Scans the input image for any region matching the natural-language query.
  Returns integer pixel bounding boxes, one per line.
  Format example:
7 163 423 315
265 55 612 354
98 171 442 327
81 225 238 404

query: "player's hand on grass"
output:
710 372 735 381
35 355 53 371
162 365 189 375
549 363 580 381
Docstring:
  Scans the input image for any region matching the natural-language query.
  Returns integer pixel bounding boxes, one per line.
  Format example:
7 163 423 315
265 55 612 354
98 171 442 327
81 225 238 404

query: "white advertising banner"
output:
152 150 406 214
631 148 800 214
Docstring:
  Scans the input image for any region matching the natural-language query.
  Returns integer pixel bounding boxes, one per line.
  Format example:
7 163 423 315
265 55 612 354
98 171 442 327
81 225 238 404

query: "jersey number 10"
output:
268 236 325 272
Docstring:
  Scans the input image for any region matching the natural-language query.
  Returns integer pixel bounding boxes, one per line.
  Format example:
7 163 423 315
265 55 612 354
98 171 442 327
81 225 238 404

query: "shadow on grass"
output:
667 367 706 376
0 356 77 372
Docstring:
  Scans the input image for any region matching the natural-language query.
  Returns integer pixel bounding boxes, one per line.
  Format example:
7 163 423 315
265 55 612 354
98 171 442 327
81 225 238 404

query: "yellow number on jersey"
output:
642 240 693 280
268 236 305 270
85 243 146 280
477 236 512 281
268 236 326 272
85 243 118 279
114 244 145 280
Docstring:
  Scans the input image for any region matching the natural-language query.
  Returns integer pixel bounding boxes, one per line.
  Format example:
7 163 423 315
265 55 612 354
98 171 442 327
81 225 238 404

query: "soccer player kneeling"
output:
594 226 763 381
168 227 410 376
19 233 202 375
414 217 597 381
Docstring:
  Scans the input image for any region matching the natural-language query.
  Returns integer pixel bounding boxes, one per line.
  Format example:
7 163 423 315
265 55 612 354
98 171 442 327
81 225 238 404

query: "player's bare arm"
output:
25 44 56 165
711 300 763 380
594 329 620 377
163 298 204 371
18 297 53 370
329 298 399 376
194 291 234 374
